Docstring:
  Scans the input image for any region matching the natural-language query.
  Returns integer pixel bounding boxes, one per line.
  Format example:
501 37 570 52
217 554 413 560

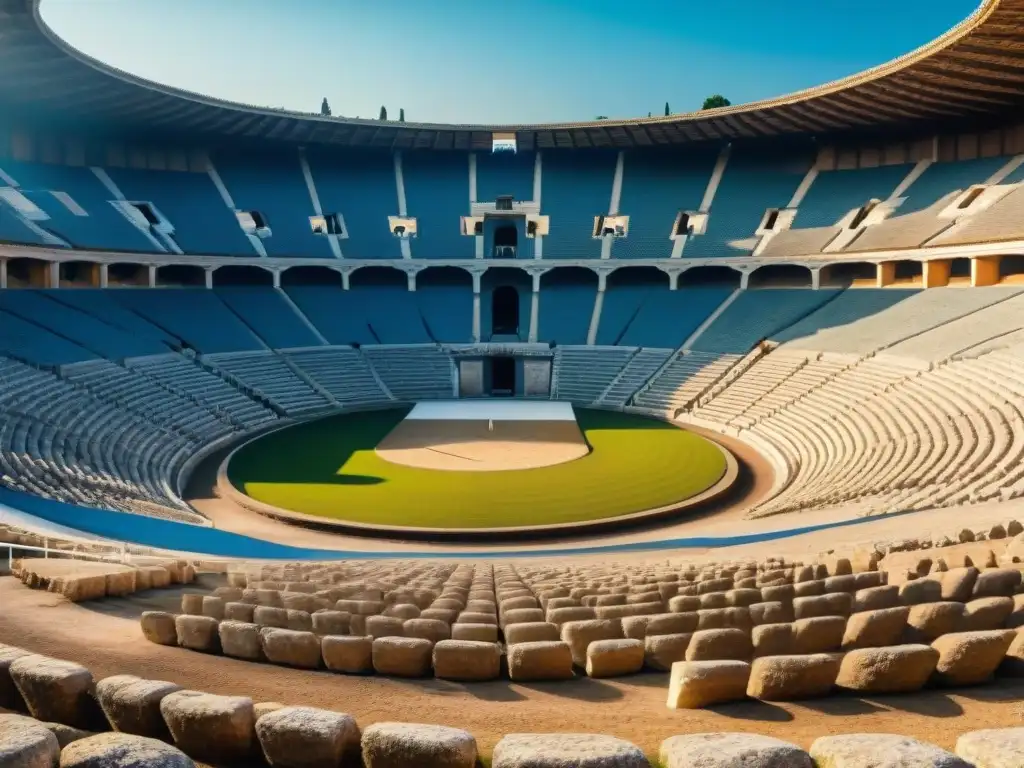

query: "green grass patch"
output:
228 407 727 529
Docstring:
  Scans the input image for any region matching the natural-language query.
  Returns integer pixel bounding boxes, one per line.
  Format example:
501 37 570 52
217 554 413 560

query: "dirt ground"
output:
375 419 589 472
0 578 1021 760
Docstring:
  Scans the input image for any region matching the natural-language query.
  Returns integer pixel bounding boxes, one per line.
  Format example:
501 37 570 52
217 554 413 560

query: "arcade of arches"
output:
0 253 1020 295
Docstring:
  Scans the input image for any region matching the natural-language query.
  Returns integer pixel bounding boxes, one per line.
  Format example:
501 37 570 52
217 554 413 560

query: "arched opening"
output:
537 267 600 346
998 254 1024 280
674 212 692 236
949 257 972 286
492 285 520 336
677 265 740 289
349 266 407 289
212 265 274 287
416 266 472 290
280 266 342 287
892 260 923 286
156 264 205 287
5 257 51 288
541 266 599 290
748 263 812 289
493 224 518 259
999 255 1024 283
606 265 669 290
490 355 516 396
481 267 530 341
415 267 474 343
820 261 875 287
59 261 100 288
108 263 148 287
597 266 672 347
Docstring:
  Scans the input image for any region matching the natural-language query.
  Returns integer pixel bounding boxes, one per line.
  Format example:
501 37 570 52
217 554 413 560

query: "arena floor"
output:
225 406 729 530
376 401 590 472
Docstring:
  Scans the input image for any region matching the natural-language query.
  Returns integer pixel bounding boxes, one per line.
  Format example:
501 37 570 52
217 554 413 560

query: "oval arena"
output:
1 1 1024 765
219 402 737 537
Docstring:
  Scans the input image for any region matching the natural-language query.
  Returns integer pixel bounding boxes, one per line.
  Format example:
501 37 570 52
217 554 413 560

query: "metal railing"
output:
3 537 162 572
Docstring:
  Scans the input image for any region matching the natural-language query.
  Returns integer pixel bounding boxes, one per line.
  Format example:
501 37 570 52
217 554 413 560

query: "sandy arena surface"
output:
375 419 590 471
1 578 1021 759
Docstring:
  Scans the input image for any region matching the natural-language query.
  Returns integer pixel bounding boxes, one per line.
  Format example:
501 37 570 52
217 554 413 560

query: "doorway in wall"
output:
490 356 515 396
491 285 520 337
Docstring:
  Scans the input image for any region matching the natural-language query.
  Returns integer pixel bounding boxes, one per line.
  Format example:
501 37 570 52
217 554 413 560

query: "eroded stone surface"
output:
810 734 971 768
492 733 647 768
0 713 61 768
362 722 477 768
661 733 811 768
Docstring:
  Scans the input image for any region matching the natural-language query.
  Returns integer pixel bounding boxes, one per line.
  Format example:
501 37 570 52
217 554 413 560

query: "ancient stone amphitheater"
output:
5 0 1024 763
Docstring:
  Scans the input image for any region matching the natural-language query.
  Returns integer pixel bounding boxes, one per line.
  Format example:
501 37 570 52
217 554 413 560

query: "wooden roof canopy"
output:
0 0 1023 150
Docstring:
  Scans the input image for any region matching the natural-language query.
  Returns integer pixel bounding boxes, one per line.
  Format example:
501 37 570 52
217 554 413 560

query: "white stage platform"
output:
405 400 576 422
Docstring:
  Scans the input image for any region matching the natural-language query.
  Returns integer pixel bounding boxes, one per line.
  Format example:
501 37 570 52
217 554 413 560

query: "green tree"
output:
320 97 331 116
594 115 609 120
379 105 388 120
702 94 731 110
664 102 670 116
647 111 652 118
399 108 405 122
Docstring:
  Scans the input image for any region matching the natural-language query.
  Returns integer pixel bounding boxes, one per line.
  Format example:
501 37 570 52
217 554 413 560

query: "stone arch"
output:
677 265 741 289
891 260 923 286
491 285 520 335
536 266 599 346
606 265 669 289
748 263 813 288
540 266 599 289
280 265 342 286
820 261 876 287
998 254 1024 283
58 260 101 288
212 265 274 287
107 263 149 287
156 264 205 287
481 266 532 341
5 256 54 288
415 266 473 289
349 265 408 288
949 256 972 284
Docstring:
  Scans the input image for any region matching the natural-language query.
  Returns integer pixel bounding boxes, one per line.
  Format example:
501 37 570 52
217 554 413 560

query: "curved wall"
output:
0 0 1015 147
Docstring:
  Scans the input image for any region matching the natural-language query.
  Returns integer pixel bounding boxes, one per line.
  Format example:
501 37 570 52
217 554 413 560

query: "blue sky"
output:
40 0 979 124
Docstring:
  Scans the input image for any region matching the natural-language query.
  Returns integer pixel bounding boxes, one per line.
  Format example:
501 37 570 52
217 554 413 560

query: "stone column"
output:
971 255 1001 287
528 271 543 343
876 261 896 288
471 270 483 343
922 259 950 289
